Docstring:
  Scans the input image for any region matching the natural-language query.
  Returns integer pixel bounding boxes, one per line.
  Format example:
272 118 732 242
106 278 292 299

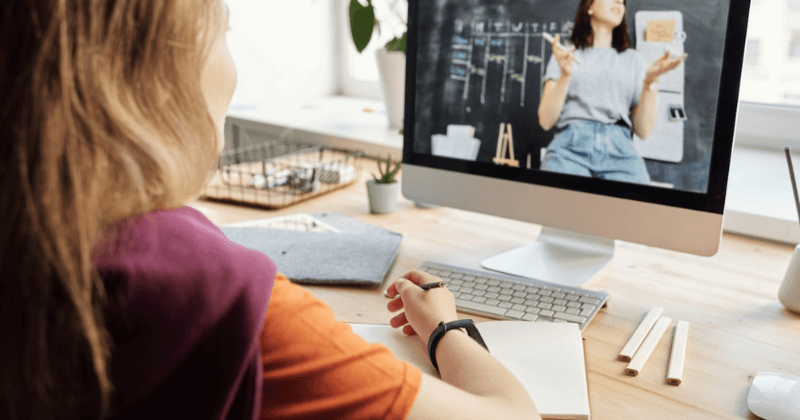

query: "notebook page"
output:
349 321 590 420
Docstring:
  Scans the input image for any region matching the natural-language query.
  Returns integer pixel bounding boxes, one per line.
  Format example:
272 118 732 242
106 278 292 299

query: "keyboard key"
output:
522 313 539 321
450 273 463 279
487 286 501 293
475 284 488 290
566 302 582 309
554 312 587 324
498 294 511 302
505 309 525 319
537 302 553 310
539 296 554 303
539 309 555 318
463 275 476 281
499 288 513 295
510 297 525 304
499 301 513 309
552 292 566 299
473 296 487 303
475 277 489 284
565 307 580 315
553 299 568 306
512 304 527 311
485 299 499 306
484 292 499 299
551 305 567 313
525 307 541 314
579 297 601 305
537 290 553 297
564 294 580 302
512 284 526 291
455 299 509 317
487 279 501 286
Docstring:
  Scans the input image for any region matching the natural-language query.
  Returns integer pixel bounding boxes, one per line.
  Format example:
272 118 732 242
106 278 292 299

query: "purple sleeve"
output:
94 206 276 419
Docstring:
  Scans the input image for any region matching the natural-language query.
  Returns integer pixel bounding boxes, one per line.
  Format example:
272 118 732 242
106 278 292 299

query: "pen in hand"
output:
419 281 445 290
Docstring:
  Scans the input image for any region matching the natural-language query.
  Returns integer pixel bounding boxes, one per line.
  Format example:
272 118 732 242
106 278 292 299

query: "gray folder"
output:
221 213 402 286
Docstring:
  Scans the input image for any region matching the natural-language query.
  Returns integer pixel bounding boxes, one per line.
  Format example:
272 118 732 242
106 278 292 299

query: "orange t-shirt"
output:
259 274 423 420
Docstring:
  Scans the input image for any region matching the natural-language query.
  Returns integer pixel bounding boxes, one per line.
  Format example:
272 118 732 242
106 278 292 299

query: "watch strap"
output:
427 319 489 371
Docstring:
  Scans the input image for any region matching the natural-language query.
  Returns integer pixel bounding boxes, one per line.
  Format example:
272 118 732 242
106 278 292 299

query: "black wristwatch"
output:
427 319 489 371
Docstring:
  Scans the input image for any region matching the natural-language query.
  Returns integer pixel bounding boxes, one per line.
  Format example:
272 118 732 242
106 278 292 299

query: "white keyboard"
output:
417 261 609 331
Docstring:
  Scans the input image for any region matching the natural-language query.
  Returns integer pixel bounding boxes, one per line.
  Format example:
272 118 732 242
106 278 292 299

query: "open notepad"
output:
350 321 590 420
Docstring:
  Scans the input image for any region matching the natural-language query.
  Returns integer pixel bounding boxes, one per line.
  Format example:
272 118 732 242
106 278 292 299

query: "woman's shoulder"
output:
94 206 276 319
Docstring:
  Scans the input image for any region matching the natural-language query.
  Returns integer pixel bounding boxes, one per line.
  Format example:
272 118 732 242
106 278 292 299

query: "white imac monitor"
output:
402 0 750 287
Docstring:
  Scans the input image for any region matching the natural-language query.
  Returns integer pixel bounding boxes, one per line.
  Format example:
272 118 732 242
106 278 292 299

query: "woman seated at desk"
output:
0 1 539 419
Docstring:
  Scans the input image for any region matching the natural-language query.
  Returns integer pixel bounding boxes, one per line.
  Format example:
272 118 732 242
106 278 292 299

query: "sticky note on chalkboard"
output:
646 19 675 43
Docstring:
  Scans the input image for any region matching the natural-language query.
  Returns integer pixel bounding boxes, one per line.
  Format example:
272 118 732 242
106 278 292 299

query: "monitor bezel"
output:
401 0 751 216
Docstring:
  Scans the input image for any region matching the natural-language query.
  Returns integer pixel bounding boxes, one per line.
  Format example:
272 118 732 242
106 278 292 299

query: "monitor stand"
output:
480 227 614 288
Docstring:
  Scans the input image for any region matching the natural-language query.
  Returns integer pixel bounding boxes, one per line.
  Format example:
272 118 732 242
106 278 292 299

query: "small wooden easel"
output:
492 123 520 167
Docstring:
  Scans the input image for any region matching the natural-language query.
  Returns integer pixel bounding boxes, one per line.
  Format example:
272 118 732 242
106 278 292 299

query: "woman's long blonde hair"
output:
0 1 223 418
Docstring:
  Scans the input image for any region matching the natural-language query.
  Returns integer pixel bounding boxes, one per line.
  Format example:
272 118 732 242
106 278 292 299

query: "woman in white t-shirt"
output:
537 0 685 184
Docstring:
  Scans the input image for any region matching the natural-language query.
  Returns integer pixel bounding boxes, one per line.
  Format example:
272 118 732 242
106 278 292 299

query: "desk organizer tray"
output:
203 140 363 209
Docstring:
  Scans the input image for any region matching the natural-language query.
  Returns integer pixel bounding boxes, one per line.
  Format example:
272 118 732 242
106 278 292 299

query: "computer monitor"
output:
401 0 750 287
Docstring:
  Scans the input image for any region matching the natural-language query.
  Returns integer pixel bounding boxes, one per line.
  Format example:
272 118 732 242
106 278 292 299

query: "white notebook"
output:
350 321 590 420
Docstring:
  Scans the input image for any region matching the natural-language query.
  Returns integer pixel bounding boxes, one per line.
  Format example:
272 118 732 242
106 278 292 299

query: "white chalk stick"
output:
625 317 671 377
667 321 690 385
618 306 664 362
542 32 581 64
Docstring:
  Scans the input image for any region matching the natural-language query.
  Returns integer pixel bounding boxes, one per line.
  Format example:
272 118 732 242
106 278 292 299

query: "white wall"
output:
226 0 338 110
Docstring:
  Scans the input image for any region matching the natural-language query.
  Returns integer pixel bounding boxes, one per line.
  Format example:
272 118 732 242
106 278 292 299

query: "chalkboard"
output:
411 0 731 193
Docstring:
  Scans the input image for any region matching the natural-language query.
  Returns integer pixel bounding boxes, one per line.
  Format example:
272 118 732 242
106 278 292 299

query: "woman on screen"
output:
537 0 685 184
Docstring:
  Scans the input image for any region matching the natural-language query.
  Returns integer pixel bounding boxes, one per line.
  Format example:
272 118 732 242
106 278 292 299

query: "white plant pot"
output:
366 180 399 214
375 49 406 129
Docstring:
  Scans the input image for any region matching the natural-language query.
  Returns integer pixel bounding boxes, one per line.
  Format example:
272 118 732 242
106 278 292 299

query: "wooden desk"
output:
190 175 800 420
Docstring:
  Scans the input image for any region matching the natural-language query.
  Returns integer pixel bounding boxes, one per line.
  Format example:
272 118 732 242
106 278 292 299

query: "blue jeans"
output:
540 120 650 184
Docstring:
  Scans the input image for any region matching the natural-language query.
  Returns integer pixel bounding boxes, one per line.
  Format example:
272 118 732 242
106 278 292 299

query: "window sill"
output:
226 96 800 245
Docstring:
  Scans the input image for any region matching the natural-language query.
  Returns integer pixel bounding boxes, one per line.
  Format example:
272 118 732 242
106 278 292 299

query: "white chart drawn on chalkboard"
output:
449 19 573 108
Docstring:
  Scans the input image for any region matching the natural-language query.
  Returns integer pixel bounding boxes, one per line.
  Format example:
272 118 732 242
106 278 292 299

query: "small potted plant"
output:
366 155 401 214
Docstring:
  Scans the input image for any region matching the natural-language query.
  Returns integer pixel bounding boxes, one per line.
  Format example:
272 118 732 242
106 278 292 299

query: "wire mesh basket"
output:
203 140 364 209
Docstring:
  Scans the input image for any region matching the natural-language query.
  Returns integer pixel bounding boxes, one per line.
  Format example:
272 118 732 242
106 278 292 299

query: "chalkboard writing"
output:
412 0 731 193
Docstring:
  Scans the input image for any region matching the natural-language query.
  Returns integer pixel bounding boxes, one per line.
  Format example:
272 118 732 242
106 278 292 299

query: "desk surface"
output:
190 172 800 420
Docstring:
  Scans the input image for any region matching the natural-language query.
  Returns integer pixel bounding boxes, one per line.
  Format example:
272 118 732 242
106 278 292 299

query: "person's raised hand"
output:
645 51 687 85
552 34 575 77
386 270 458 343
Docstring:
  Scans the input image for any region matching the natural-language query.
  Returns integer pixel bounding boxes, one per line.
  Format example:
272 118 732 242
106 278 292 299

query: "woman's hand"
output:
551 34 576 78
644 51 687 85
385 270 458 344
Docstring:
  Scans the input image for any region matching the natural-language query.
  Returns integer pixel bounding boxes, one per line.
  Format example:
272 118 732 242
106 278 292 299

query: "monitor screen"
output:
402 0 750 284
404 0 748 213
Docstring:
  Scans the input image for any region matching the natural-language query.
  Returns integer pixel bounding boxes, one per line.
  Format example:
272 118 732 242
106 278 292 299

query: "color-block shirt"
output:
94 206 422 419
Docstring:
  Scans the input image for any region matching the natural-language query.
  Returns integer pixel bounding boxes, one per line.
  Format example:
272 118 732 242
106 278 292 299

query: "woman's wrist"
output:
644 77 659 91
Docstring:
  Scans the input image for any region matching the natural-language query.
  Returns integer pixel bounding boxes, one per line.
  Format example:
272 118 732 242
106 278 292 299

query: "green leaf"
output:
349 0 375 53
384 32 407 54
